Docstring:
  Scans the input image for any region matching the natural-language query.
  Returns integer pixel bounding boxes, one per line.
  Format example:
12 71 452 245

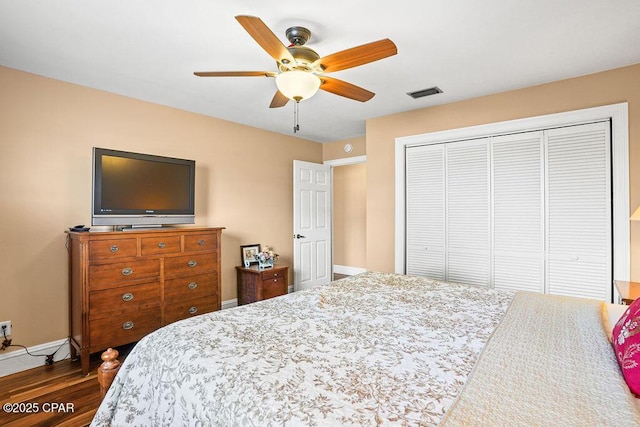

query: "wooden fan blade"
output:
235 15 296 65
269 90 290 108
319 76 375 102
194 71 277 77
314 39 397 73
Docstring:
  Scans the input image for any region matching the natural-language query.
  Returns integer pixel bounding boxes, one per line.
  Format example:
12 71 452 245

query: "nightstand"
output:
614 280 640 305
236 265 289 305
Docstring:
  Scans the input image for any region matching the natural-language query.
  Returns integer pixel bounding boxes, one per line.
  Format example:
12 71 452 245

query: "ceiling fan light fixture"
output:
275 70 321 102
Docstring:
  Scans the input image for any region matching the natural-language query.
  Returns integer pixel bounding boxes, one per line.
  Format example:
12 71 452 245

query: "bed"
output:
91 272 640 426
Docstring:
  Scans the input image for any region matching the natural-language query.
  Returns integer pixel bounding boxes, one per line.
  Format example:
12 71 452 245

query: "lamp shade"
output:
631 206 640 221
275 70 321 102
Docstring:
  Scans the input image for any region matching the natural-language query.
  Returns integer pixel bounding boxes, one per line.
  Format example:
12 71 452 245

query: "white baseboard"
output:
221 298 238 310
0 338 69 378
333 265 367 276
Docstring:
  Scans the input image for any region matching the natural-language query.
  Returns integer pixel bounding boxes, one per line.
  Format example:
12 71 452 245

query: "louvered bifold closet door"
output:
492 132 544 293
406 144 445 279
446 139 490 287
545 122 611 300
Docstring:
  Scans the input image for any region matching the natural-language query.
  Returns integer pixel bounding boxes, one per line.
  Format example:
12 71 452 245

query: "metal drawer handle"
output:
122 321 134 330
110 245 119 253
121 267 134 276
198 239 205 246
158 242 166 249
188 282 198 290
188 306 198 315
187 260 198 268
122 292 134 302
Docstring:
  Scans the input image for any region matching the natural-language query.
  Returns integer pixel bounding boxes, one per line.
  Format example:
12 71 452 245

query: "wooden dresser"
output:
236 265 289 305
67 227 223 374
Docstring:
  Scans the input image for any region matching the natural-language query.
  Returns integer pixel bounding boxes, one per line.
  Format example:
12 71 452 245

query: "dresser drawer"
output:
164 273 217 305
262 276 287 300
261 268 287 281
184 233 218 252
89 238 137 260
164 253 216 278
89 307 161 353
89 259 160 290
164 297 218 325
141 236 181 256
89 282 161 320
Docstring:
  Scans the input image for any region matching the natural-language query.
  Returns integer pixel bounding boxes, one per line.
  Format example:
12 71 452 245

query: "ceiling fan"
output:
194 15 398 109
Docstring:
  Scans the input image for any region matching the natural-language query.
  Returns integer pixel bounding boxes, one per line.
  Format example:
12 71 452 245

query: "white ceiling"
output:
1 1 639 143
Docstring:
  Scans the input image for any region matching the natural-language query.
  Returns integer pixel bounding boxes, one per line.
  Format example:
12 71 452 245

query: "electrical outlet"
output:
0 321 11 337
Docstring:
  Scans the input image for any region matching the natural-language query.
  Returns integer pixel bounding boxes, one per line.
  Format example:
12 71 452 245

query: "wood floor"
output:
0 345 130 427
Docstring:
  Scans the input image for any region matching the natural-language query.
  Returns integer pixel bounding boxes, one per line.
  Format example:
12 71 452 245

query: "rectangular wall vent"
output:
407 86 443 99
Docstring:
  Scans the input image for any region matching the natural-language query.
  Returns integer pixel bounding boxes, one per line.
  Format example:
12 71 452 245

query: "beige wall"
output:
322 136 366 161
332 163 367 268
0 66 322 351
365 63 640 277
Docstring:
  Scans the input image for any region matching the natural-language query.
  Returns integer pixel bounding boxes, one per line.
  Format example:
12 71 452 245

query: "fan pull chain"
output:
293 101 300 133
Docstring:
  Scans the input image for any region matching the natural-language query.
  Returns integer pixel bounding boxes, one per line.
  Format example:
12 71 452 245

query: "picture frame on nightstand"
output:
241 244 260 267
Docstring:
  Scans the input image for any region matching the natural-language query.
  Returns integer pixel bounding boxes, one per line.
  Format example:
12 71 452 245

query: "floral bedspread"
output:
91 272 514 426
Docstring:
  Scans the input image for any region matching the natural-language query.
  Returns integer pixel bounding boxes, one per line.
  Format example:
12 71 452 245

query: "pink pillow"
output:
612 298 640 395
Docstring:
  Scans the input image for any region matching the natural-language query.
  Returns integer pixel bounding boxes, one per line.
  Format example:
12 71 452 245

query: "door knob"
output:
294 234 306 239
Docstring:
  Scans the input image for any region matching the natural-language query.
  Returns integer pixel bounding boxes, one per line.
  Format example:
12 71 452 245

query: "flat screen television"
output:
92 147 196 228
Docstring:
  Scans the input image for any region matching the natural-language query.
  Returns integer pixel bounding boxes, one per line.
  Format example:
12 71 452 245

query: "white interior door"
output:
293 160 332 291
406 144 446 280
404 121 612 301
446 138 491 287
492 131 544 293
545 122 611 300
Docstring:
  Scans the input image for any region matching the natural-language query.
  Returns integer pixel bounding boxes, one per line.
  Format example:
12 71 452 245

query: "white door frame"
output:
325 155 368 277
324 155 367 167
394 103 630 288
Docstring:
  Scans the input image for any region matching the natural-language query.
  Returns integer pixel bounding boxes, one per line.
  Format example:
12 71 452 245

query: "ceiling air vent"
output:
407 86 443 99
